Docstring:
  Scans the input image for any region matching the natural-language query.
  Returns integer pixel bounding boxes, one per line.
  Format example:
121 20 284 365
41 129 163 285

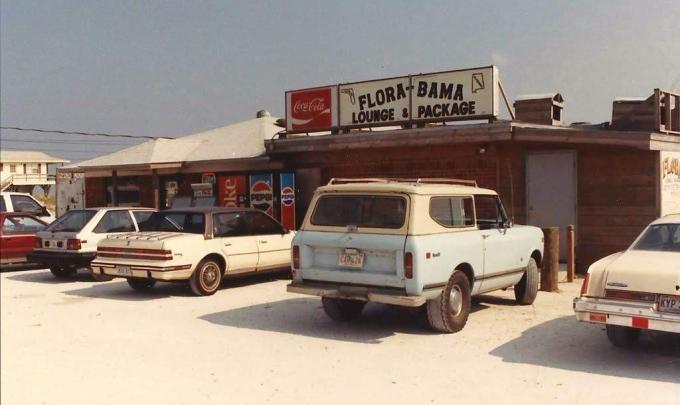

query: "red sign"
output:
286 86 337 132
218 176 246 208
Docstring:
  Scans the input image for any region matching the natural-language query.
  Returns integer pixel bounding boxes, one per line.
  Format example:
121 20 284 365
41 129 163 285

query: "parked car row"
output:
1 178 678 344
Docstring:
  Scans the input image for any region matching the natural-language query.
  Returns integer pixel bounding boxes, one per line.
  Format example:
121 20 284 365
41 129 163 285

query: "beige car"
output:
574 214 680 346
91 207 294 296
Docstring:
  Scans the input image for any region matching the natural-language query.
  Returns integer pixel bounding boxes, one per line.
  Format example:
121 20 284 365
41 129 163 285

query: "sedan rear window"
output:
47 210 96 232
632 224 680 252
311 195 406 229
140 212 205 234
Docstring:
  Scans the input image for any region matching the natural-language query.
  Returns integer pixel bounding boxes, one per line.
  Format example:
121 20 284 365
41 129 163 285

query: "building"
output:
59 67 680 273
0 150 69 193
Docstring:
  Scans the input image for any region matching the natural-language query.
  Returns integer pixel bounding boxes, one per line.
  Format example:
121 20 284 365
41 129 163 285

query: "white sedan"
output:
574 214 680 346
91 207 295 296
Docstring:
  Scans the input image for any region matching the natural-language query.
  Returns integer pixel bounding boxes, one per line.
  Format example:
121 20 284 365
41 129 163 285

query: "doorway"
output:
526 151 577 261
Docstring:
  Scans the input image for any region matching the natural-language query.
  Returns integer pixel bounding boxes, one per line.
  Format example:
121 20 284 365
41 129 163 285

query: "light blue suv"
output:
287 178 544 333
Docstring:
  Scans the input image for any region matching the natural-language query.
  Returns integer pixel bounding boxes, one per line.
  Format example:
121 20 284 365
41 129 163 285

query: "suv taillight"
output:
404 252 413 279
34 237 42 249
580 273 590 296
292 245 300 270
67 239 82 250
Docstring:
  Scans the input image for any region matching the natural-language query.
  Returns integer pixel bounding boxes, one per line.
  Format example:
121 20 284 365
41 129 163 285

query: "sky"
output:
1 0 679 163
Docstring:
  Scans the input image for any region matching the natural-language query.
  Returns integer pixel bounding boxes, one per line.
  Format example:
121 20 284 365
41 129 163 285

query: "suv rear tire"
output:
606 324 641 347
50 266 76 279
321 297 366 321
426 270 471 333
189 259 222 296
514 258 539 305
127 277 156 291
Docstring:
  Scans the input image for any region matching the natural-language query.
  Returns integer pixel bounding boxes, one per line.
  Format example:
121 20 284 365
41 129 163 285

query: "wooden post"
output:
111 170 118 207
151 169 160 209
566 225 575 282
541 227 559 292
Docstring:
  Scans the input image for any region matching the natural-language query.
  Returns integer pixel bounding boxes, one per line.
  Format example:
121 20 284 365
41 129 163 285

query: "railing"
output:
654 89 680 135
0 173 56 187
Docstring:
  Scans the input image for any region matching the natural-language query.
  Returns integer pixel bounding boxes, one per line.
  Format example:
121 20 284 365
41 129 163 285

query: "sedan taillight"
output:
67 239 82 250
34 237 42 249
292 245 300 270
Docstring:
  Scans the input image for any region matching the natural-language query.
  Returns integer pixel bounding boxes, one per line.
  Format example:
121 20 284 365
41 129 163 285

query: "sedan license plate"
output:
339 253 364 268
117 266 132 276
658 295 680 313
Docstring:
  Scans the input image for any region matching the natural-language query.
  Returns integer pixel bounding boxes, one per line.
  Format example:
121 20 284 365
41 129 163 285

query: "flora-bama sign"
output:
285 65 499 133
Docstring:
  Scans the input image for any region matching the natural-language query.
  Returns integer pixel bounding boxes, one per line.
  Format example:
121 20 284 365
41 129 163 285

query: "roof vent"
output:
256 109 271 118
514 93 564 126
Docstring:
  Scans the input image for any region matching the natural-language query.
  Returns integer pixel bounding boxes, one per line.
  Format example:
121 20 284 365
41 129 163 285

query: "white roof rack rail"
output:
327 177 478 187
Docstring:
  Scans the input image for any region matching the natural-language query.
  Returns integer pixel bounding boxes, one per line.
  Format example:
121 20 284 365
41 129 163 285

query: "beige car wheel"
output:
189 259 222 296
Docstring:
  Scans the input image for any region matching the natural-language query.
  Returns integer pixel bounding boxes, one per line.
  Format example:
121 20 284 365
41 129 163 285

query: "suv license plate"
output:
658 295 680 313
117 266 132 276
339 253 364 269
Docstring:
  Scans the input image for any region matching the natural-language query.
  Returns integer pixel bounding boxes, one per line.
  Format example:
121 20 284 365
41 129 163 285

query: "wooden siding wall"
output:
576 147 657 272
279 142 658 273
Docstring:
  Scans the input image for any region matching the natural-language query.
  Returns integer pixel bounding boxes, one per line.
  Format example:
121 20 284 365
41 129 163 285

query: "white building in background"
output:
0 150 69 193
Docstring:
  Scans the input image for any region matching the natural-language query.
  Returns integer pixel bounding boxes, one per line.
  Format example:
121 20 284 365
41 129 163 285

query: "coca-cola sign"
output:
286 86 338 132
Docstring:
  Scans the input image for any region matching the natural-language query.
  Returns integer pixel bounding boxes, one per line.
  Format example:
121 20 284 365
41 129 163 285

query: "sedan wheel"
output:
50 266 76 279
189 259 222 296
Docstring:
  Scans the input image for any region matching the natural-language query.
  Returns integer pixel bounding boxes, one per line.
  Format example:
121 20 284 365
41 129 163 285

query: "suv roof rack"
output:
327 177 478 187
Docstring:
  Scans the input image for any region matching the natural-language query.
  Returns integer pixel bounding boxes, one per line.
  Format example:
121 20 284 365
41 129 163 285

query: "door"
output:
212 212 258 273
243 211 291 271
475 195 525 292
1 215 46 263
526 151 576 261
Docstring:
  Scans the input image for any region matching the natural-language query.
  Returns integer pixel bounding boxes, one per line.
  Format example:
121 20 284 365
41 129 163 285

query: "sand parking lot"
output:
1 269 679 405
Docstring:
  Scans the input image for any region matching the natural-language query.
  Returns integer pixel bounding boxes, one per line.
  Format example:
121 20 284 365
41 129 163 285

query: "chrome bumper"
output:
91 262 194 281
287 281 441 307
573 296 680 333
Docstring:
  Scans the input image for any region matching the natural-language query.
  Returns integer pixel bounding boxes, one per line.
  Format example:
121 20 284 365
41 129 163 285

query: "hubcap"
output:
201 263 219 290
449 285 463 316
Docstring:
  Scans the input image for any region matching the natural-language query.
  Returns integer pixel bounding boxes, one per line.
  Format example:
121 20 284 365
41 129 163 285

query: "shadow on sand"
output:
60 272 290 302
489 315 680 384
199 296 496 344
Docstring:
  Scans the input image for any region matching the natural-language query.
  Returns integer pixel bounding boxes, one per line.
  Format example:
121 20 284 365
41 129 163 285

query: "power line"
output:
2 146 124 153
1 138 144 145
0 126 172 140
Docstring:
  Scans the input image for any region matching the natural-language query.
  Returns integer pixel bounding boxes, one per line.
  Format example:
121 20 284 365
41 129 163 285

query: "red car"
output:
1 212 48 266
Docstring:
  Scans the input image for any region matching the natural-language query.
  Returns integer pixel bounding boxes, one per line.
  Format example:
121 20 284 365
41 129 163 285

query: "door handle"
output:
223 243 232 247
259 240 268 244
481 235 490 239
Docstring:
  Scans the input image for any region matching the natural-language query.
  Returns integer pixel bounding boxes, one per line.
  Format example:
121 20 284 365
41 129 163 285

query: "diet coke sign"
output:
286 86 338 132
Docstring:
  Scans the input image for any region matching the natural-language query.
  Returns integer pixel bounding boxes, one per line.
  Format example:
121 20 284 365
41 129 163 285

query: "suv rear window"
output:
430 196 474 227
311 195 406 229
47 210 96 232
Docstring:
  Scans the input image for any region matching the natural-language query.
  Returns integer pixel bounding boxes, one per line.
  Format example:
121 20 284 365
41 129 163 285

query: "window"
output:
474 195 508 230
245 211 284 235
2 215 46 233
47 210 97 232
9 164 16 173
140 212 205 234
0 198 6 212
106 185 140 207
311 195 407 229
633 224 680 252
132 211 153 228
10 195 43 214
430 196 474 227
93 211 135 233
213 212 248 237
